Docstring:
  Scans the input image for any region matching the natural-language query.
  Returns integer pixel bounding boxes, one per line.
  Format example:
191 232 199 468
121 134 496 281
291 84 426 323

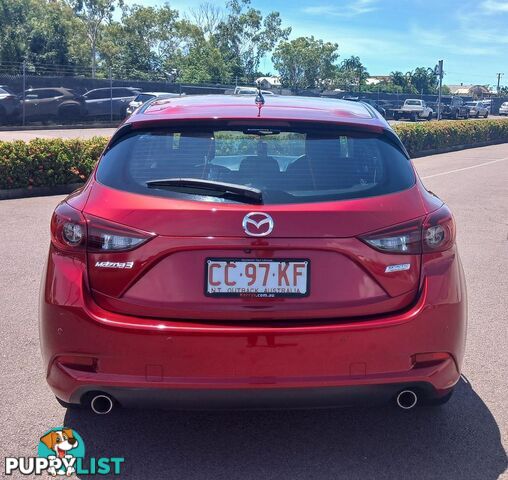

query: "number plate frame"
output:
205 258 310 298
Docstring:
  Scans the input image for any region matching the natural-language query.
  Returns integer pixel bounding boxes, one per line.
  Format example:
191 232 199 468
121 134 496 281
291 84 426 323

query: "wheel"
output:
476 112 480 118
453 111 459 120
425 389 454 406
427 112 433 121
58 105 80 122
411 112 417 122
484 112 489 118
0 106 6 125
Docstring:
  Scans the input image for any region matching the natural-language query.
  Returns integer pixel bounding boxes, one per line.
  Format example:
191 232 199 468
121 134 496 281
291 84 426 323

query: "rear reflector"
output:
412 352 451 368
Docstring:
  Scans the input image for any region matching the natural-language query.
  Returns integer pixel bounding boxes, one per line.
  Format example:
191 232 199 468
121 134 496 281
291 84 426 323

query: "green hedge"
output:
394 119 508 157
1 119 508 190
0 137 107 190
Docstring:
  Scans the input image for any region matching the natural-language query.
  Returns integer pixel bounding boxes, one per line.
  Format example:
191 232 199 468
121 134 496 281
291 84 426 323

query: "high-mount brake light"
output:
360 205 455 255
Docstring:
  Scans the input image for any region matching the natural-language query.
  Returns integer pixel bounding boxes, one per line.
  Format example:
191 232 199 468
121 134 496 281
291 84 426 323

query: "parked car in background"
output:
499 102 508 116
393 99 433 121
0 85 20 124
464 101 489 118
83 87 141 119
437 96 469 119
21 88 85 122
359 98 387 118
126 92 182 116
481 99 492 113
233 86 274 95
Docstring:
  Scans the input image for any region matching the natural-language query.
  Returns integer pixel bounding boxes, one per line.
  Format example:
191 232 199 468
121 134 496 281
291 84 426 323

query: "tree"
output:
68 0 122 78
410 67 438 94
189 2 224 39
0 0 87 73
272 36 339 91
389 71 413 92
101 4 185 80
215 0 291 82
335 56 369 91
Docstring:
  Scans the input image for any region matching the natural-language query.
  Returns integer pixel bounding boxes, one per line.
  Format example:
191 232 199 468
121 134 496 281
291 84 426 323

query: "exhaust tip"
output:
90 394 114 415
396 390 418 410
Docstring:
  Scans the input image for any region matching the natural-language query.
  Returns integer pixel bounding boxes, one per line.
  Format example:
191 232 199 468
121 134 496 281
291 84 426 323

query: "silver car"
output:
499 102 508 116
464 101 489 118
83 87 141 119
126 92 183 116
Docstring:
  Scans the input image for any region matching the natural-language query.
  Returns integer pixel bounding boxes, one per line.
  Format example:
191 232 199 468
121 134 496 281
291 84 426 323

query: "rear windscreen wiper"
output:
146 178 263 204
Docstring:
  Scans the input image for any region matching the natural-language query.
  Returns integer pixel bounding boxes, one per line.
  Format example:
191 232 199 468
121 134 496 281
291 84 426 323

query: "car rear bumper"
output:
40 249 467 408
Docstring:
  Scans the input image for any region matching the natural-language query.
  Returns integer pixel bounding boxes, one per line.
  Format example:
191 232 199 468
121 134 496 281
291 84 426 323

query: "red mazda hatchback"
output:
40 94 466 414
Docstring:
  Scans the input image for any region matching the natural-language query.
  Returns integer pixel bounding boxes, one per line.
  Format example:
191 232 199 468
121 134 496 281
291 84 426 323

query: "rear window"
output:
135 94 155 103
97 124 415 205
405 100 421 106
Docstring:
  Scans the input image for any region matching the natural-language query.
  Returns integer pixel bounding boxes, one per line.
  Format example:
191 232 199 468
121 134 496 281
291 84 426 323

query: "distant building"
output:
366 76 391 86
446 84 494 97
255 76 282 89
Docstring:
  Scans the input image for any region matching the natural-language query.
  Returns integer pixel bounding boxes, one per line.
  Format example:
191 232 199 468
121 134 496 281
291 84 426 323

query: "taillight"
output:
360 220 422 254
51 202 154 252
422 205 455 253
85 214 154 252
360 205 455 254
51 202 86 251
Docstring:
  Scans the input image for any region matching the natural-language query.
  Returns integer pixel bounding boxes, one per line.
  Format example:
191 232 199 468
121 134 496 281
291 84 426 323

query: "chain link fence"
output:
1 62 507 128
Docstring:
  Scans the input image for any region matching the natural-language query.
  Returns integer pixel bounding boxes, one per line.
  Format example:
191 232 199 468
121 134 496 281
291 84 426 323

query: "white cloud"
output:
303 0 379 17
481 0 508 12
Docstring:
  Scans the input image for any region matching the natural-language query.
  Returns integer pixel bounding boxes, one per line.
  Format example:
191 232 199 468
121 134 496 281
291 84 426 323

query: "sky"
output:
128 0 508 87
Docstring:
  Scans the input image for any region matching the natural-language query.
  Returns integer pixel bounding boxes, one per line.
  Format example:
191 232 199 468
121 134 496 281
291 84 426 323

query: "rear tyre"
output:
0 106 6 125
425 389 454 406
56 396 78 409
58 105 80 123
484 112 489 118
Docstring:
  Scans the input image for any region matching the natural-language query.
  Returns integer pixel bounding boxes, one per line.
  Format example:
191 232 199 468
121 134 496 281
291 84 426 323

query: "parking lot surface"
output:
0 144 507 479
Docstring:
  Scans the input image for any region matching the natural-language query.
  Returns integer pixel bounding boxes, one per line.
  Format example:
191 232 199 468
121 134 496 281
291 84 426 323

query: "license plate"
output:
205 258 309 298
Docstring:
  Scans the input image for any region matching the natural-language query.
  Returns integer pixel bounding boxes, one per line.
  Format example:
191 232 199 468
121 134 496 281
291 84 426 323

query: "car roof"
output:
87 87 140 92
25 87 71 93
138 92 177 96
126 94 387 130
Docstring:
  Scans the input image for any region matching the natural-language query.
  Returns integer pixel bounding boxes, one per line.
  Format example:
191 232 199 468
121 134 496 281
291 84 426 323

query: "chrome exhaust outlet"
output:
396 390 418 410
90 394 114 415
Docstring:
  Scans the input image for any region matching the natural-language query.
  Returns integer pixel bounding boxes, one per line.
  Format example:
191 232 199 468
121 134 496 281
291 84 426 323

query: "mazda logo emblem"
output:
242 212 274 237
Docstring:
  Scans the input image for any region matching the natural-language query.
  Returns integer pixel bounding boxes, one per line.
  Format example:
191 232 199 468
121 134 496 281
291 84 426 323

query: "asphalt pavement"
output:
0 144 507 479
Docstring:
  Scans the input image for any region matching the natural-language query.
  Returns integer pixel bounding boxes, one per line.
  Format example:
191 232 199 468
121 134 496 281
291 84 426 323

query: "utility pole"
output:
22 61 26 126
435 60 444 120
109 67 113 122
496 73 504 95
